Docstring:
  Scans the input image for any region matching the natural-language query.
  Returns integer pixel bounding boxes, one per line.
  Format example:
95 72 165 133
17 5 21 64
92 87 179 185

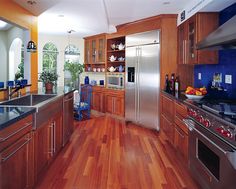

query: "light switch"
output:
225 75 232 84
198 73 201 80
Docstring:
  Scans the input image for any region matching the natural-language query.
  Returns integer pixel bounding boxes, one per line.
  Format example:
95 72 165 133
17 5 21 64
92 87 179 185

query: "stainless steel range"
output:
184 100 236 189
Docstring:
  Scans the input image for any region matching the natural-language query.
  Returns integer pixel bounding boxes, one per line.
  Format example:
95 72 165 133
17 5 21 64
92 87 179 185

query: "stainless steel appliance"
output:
184 101 236 189
125 30 160 130
107 72 124 89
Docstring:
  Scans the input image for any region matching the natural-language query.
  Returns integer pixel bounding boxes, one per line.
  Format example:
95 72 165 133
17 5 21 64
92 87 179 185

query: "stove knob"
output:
192 110 197 117
204 119 211 128
199 116 204 124
216 126 225 134
226 129 233 139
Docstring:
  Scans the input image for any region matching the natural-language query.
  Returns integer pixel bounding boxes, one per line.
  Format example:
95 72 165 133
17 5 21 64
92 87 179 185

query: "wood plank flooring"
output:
35 116 200 189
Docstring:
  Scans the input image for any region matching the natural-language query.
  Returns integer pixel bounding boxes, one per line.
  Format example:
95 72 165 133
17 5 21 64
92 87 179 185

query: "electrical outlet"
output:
225 75 232 84
198 73 201 80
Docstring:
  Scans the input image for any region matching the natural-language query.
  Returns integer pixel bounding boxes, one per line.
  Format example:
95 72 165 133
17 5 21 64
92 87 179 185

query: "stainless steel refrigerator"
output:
125 30 160 130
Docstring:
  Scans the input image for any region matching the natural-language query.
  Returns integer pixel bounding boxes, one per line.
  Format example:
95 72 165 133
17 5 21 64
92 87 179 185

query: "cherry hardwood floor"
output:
35 116 200 189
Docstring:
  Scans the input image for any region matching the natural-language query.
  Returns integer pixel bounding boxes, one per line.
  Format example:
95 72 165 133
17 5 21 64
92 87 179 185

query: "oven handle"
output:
183 118 236 170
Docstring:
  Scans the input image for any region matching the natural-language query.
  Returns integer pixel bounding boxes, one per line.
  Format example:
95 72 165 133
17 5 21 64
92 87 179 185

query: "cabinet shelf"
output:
107 61 125 63
107 50 125 53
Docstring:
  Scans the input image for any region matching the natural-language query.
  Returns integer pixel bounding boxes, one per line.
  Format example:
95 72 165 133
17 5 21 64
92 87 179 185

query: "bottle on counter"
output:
170 73 175 93
164 74 170 92
175 76 179 92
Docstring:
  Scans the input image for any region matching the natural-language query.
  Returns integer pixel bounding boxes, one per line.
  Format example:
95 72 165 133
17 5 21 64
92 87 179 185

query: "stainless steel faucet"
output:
8 85 24 100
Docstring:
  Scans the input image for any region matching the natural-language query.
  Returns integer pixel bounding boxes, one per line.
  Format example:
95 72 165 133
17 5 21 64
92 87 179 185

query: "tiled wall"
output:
194 3 236 99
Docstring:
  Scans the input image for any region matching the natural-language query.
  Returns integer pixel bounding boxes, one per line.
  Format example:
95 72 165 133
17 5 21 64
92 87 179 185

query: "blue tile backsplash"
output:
194 3 236 100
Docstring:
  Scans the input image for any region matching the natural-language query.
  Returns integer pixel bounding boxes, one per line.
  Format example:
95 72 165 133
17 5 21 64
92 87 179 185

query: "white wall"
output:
0 31 7 83
38 34 84 87
38 34 105 87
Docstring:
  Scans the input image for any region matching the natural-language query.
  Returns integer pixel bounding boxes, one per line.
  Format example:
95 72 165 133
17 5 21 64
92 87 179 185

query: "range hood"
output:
196 15 236 50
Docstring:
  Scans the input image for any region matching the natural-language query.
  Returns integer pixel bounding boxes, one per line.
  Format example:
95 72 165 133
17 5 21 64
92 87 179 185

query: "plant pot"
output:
45 82 53 91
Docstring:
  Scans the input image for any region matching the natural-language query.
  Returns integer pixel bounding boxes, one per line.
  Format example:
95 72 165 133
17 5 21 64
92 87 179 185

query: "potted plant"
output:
39 69 58 91
64 60 84 88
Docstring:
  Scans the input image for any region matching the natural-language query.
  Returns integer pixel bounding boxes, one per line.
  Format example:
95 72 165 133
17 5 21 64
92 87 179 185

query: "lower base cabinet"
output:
161 114 174 144
0 115 34 189
174 125 188 160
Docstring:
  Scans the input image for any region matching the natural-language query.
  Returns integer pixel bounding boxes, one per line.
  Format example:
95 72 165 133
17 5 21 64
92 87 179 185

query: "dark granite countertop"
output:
161 90 187 102
0 106 36 131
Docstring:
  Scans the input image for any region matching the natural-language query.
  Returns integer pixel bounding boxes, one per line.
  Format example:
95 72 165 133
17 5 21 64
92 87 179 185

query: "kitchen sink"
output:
0 94 57 106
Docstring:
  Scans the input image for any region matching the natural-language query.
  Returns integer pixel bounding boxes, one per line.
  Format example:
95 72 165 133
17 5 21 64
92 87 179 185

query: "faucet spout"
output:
8 84 25 100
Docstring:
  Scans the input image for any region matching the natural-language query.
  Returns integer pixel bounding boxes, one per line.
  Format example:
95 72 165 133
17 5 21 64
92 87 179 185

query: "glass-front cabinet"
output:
84 34 106 72
177 13 219 65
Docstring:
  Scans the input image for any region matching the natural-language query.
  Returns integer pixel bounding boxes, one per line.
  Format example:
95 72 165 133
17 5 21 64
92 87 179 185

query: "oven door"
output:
186 119 236 189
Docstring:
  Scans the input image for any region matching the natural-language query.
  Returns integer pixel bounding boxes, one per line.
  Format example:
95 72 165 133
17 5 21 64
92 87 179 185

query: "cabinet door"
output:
91 38 97 64
54 112 63 155
35 122 50 179
187 16 197 64
161 114 174 145
174 125 188 161
113 96 124 116
105 95 113 114
0 132 34 189
84 39 90 64
178 23 187 64
92 91 101 111
63 93 74 146
161 94 174 121
97 37 105 63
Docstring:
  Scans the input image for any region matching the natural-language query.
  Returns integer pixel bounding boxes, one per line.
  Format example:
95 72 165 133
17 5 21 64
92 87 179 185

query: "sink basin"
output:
0 94 57 106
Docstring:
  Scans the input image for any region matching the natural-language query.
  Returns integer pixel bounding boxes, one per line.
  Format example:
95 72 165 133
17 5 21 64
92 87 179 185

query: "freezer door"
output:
125 46 138 123
138 44 160 130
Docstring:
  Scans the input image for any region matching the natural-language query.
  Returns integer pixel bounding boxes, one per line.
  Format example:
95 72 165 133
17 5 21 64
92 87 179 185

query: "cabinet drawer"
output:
161 94 174 121
175 101 187 119
0 115 33 152
174 116 188 135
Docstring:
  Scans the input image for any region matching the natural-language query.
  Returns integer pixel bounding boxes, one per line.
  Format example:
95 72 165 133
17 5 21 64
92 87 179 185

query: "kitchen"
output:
0 0 236 189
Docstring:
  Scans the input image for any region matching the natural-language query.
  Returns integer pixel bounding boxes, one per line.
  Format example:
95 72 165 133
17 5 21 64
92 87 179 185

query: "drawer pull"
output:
0 122 32 142
1 137 32 162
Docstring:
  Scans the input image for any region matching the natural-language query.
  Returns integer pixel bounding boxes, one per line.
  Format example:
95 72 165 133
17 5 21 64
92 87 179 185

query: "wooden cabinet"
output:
105 90 124 117
91 86 105 113
174 101 189 161
35 97 63 181
106 36 126 73
178 12 218 65
63 91 74 146
160 93 175 144
0 115 34 189
84 34 106 72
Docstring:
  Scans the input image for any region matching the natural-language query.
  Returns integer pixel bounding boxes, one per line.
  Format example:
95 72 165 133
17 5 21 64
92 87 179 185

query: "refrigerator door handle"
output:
137 47 141 123
135 47 138 122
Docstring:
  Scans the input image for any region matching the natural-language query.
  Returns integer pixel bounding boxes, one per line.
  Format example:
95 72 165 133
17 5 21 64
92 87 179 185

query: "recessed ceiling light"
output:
163 1 170 5
27 0 37 5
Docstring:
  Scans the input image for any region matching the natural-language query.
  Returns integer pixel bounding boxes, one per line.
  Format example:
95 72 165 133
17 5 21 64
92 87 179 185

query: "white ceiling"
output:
11 0 236 37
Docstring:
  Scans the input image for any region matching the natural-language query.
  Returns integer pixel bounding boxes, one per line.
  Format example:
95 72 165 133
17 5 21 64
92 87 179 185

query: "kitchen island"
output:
0 86 75 189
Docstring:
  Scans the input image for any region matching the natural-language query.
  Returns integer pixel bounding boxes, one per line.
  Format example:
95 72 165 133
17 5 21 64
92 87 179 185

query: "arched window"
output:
42 42 58 72
9 38 23 80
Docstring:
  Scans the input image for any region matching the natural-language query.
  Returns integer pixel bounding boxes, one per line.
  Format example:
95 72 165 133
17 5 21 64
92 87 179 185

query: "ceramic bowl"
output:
185 94 205 100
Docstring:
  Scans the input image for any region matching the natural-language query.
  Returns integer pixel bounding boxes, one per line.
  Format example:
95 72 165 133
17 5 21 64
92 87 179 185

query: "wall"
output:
194 3 236 99
38 33 105 87
0 0 38 99
0 31 7 83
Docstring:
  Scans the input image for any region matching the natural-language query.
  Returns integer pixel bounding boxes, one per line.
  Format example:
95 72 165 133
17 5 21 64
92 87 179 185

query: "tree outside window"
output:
42 42 58 72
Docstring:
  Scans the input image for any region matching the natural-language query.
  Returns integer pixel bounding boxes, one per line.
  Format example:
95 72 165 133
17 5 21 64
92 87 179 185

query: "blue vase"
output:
84 76 89 84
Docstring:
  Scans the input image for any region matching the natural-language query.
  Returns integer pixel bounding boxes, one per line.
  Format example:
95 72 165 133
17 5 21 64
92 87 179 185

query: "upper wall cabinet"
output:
84 34 106 72
178 13 219 65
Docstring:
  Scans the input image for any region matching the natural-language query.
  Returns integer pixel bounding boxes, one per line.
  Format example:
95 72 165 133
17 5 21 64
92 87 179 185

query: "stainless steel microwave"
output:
107 73 124 89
